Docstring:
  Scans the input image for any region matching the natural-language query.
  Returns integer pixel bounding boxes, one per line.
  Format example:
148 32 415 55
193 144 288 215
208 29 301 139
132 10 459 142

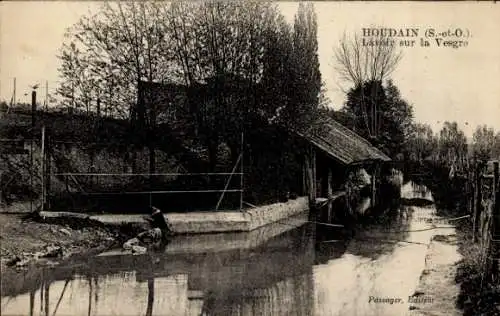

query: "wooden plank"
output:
327 167 333 222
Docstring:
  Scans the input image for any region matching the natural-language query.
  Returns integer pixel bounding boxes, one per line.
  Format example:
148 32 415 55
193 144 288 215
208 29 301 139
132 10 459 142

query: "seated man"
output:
123 206 173 253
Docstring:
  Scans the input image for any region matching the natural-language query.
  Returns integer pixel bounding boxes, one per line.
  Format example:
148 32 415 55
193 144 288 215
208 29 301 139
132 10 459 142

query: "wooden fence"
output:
470 160 500 281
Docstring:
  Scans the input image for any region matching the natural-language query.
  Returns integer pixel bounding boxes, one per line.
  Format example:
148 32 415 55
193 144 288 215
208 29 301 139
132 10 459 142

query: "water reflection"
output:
2 182 450 316
2 224 316 316
410 181 431 200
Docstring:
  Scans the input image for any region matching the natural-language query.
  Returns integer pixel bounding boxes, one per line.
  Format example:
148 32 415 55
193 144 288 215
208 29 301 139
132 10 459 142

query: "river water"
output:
1 182 455 316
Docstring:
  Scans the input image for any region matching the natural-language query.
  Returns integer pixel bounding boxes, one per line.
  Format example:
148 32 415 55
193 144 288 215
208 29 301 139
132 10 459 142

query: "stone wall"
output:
84 196 309 234
168 197 308 234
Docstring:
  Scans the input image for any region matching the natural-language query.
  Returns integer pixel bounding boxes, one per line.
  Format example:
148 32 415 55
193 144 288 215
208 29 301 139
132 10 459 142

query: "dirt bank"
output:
409 234 463 316
0 212 118 271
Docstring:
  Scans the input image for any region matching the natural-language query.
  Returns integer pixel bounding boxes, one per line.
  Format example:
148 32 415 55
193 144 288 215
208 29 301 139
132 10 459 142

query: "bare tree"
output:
59 2 178 119
334 30 403 139
335 31 402 87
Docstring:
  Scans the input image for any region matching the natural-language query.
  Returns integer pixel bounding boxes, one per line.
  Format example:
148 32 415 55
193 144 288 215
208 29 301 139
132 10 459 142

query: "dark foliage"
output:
342 79 413 158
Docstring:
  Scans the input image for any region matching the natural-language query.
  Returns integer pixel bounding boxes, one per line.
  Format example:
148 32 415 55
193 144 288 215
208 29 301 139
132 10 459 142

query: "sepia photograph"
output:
1 1 499 315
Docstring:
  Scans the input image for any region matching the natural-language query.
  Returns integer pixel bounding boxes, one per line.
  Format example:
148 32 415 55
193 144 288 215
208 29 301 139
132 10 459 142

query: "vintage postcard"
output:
1 1 499 316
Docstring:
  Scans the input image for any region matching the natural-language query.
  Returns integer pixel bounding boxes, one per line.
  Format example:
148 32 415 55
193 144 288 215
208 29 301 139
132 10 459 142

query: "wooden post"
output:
146 278 154 316
41 126 46 212
30 91 36 213
29 289 35 316
305 151 312 205
312 147 317 200
31 91 36 129
468 168 473 215
491 161 499 276
45 129 51 211
304 146 316 207
327 167 333 222
371 163 377 209
493 161 498 211
44 281 50 316
473 163 482 242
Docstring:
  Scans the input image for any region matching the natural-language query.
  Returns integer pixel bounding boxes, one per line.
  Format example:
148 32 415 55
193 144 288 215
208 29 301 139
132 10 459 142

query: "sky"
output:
1 1 500 138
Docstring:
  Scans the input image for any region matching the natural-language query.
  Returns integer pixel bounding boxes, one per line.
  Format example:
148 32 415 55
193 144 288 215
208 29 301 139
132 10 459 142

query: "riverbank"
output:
409 233 463 316
1 196 309 272
0 213 117 271
411 167 500 316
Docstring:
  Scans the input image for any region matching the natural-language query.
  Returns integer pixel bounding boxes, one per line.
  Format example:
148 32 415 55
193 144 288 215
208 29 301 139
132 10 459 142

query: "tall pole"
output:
12 78 16 106
30 90 36 213
41 126 45 211
240 131 244 211
45 80 48 110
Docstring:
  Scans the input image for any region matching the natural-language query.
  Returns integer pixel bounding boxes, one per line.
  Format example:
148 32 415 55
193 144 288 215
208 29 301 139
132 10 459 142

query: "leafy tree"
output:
493 132 500 159
472 125 496 161
382 80 414 157
287 2 322 128
438 121 468 168
261 13 294 124
406 123 438 161
344 79 385 139
0 100 8 111
342 79 413 158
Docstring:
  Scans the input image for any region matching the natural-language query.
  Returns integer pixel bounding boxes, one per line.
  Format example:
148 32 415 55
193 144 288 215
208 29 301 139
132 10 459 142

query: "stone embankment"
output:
41 197 309 234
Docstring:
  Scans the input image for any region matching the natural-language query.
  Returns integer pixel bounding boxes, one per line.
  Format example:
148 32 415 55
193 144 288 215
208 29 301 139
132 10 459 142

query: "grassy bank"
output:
455 220 500 316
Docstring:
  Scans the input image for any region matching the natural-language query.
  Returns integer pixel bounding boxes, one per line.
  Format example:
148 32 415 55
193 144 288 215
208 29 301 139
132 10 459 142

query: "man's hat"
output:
151 206 161 215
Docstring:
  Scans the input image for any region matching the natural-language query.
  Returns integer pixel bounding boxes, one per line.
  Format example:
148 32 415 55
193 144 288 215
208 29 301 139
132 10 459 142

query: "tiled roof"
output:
297 116 391 165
